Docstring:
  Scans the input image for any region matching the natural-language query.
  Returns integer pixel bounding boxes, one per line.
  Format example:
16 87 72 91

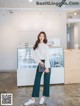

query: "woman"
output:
24 31 51 106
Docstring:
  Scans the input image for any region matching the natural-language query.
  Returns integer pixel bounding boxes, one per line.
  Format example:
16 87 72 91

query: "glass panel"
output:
17 47 64 69
17 48 37 69
49 48 64 67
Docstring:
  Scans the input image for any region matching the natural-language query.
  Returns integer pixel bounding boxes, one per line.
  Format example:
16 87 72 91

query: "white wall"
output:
0 10 67 71
74 23 79 44
78 23 80 47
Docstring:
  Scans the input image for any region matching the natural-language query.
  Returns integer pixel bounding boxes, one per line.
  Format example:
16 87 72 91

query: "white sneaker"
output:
24 99 35 106
39 97 45 104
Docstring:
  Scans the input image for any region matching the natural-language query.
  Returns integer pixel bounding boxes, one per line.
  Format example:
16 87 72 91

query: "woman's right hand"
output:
39 61 45 67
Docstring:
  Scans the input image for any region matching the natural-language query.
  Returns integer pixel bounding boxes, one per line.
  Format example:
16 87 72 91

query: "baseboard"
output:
0 69 17 72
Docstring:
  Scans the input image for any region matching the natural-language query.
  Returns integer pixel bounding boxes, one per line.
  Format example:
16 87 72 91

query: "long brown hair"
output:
33 31 47 50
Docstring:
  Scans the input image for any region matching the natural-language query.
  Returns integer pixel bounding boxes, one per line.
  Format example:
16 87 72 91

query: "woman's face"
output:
39 33 45 42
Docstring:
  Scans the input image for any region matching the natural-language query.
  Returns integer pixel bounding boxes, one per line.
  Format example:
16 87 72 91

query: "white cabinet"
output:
17 47 64 86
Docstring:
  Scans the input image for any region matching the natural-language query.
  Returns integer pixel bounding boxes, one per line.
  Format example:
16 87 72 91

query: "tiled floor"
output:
0 72 80 106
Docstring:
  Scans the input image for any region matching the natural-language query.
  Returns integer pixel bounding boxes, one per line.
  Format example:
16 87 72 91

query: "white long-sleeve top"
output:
32 42 50 68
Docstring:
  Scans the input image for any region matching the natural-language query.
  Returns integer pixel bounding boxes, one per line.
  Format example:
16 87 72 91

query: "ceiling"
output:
0 0 80 19
0 0 80 10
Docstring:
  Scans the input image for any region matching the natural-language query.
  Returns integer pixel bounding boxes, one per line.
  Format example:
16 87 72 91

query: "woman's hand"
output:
45 68 49 73
39 61 45 67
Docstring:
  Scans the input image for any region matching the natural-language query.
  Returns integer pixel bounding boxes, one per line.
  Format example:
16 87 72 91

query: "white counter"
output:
17 47 64 86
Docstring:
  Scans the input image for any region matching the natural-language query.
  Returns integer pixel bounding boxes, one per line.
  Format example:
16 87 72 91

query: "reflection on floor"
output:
0 72 80 106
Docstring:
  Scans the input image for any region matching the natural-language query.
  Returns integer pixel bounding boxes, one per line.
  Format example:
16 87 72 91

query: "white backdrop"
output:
0 10 67 71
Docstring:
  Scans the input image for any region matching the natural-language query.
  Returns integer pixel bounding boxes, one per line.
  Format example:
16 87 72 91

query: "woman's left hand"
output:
45 68 49 73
